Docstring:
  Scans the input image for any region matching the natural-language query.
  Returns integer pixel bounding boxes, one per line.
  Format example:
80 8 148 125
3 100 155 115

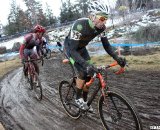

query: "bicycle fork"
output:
103 92 122 123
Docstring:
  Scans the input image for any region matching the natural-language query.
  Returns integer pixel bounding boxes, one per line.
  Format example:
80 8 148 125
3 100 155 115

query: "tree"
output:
23 0 47 26
16 7 32 32
75 0 90 17
45 3 57 26
5 0 18 35
60 0 81 23
4 0 59 35
118 6 128 22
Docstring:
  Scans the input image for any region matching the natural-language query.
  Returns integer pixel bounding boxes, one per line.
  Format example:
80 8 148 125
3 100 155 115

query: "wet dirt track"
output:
0 53 160 130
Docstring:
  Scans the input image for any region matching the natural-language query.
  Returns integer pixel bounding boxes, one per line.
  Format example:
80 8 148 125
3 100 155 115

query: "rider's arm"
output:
19 44 25 59
19 34 33 59
101 36 118 60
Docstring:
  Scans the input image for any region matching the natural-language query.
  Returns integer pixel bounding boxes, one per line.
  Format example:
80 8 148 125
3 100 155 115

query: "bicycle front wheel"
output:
98 90 142 130
59 80 81 119
27 74 33 90
33 73 43 101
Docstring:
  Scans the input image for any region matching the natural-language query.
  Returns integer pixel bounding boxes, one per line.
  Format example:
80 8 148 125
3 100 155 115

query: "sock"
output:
76 88 82 100
83 91 88 102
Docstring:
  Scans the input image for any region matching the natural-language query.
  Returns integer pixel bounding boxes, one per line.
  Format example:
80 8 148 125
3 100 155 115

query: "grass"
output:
0 57 22 79
0 48 160 79
91 49 160 71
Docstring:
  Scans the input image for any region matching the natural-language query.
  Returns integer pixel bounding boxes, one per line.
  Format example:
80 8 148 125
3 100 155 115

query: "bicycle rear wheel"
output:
59 80 81 119
33 73 43 100
98 90 142 130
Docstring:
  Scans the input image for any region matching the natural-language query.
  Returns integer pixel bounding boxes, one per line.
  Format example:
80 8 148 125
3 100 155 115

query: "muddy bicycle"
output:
23 58 43 100
59 59 142 130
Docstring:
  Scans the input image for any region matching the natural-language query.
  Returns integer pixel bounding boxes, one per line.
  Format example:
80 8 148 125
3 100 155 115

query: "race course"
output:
0 53 160 130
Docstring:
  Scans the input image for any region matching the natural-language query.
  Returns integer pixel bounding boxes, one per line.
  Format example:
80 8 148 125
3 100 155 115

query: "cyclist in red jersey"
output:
19 24 46 76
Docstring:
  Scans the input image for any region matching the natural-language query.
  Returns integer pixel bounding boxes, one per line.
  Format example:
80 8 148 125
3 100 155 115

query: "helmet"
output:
33 24 46 33
88 1 109 18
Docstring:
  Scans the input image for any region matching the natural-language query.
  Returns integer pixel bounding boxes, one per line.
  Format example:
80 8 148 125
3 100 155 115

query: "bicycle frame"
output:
69 62 125 110
24 57 43 100
83 71 107 108
27 61 36 79
25 58 42 81
59 57 142 130
57 43 125 110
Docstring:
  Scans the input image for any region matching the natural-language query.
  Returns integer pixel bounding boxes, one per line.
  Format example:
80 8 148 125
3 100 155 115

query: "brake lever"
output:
115 68 125 75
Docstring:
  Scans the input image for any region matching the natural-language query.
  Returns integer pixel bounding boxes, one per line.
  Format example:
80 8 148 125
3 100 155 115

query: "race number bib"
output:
70 30 82 40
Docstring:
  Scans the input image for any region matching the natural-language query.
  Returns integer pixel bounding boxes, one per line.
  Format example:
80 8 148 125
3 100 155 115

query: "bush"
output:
132 24 160 42
0 46 7 54
12 42 21 52
122 46 130 55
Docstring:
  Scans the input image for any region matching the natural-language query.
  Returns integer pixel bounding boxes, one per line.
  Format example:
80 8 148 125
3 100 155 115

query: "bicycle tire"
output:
46 49 51 59
41 57 44 66
98 89 142 130
26 64 33 90
27 74 33 90
33 73 43 101
59 80 81 119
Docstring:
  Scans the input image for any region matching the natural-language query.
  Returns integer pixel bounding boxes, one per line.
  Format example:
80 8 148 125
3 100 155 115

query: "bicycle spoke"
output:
99 90 142 130
59 80 80 119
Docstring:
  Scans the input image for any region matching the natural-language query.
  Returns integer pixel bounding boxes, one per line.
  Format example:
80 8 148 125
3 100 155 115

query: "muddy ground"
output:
0 52 160 130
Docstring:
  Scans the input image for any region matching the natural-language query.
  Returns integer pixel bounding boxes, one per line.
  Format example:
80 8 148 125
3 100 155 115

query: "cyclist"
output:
42 37 48 48
63 1 126 111
19 24 46 77
41 37 49 57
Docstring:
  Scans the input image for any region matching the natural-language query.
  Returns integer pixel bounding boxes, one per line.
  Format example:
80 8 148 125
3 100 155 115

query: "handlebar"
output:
107 61 125 75
94 61 125 75
85 61 125 87
24 57 43 62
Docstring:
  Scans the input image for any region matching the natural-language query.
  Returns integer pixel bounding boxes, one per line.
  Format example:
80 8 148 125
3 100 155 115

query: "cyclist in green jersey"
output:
64 1 126 111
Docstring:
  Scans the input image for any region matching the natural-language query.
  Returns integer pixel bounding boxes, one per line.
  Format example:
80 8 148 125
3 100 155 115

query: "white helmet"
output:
88 0 109 18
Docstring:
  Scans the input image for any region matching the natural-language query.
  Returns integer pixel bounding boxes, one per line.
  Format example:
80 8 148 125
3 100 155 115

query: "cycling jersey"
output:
19 33 43 59
64 18 118 68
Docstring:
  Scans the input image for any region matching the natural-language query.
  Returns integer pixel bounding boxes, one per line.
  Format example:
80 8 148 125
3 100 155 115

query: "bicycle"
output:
23 57 43 100
59 60 142 130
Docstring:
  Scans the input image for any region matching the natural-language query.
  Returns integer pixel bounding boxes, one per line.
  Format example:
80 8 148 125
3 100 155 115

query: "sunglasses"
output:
96 15 108 22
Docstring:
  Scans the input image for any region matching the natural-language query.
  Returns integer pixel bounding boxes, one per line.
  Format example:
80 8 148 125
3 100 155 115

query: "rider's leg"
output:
83 76 94 112
74 48 91 108
30 47 40 75
23 49 30 76
82 76 91 102
76 78 85 99
33 62 39 75
74 63 89 109
78 48 92 102
75 67 86 99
